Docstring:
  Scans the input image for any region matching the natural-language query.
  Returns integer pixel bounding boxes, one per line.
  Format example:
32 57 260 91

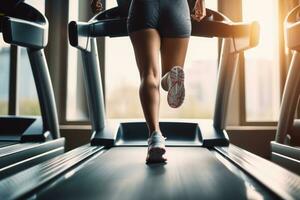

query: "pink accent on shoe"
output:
167 66 185 108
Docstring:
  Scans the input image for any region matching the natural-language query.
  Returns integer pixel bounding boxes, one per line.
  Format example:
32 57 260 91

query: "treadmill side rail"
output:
216 145 300 200
0 138 65 179
0 145 105 200
0 138 64 169
271 141 300 175
271 141 300 161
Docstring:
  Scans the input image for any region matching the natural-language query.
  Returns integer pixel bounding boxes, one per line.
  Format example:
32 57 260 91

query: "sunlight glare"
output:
243 0 279 59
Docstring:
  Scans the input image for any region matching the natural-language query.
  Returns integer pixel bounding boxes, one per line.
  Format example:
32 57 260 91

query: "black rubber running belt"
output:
36 147 250 200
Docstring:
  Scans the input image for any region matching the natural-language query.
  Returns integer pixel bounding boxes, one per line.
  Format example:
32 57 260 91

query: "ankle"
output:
149 130 162 137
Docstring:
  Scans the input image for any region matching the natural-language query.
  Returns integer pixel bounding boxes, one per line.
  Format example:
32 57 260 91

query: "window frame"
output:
45 0 106 125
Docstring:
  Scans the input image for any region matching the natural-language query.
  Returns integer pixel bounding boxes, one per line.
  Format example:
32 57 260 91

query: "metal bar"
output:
27 48 60 139
80 38 106 132
8 45 19 115
213 38 240 130
239 53 247 125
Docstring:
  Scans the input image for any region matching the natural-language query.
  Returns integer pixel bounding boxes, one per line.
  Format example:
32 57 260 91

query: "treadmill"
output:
271 5 300 175
0 5 299 200
0 0 64 178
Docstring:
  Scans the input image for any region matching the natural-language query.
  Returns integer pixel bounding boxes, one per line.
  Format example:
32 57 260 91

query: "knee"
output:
140 71 160 89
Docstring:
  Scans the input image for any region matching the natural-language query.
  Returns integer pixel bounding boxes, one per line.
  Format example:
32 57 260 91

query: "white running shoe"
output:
146 131 167 164
161 66 185 108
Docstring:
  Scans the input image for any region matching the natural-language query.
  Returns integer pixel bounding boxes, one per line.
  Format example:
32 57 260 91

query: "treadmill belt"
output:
0 142 17 148
36 147 252 200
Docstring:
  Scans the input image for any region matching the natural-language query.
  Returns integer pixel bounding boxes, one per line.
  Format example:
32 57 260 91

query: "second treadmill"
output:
0 0 65 179
271 4 300 175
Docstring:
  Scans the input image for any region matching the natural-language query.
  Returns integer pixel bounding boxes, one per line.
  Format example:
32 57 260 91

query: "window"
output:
105 0 218 119
242 0 280 122
66 0 89 121
0 35 10 115
26 0 45 12
16 0 45 115
18 48 41 115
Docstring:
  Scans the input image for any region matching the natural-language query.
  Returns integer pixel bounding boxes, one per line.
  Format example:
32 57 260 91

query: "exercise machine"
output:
0 0 64 178
271 4 300 175
0 4 299 200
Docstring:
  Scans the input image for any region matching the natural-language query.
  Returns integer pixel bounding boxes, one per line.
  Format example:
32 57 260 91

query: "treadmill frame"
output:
0 1 60 141
68 8 259 147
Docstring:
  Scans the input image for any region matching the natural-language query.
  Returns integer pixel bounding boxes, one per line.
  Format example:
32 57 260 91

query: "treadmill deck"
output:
35 147 274 200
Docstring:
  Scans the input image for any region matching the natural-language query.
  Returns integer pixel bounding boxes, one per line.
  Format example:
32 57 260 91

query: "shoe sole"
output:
146 147 166 163
167 66 185 108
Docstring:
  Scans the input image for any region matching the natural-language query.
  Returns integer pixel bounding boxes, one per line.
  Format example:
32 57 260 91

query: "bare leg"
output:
129 29 161 136
161 37 190 76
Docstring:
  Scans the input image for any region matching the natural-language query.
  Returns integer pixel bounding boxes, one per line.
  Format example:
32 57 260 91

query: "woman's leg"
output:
160 37 190 108
161 37 190 76
129 29 161 136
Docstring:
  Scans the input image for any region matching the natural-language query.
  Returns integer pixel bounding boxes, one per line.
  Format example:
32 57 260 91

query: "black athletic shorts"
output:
127 0 192 37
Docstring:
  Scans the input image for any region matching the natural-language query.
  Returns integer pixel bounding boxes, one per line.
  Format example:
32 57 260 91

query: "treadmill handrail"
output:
285 4 300 51
2 16 48 49
69 7 259 49
285 4 300 30
0 3 48 49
